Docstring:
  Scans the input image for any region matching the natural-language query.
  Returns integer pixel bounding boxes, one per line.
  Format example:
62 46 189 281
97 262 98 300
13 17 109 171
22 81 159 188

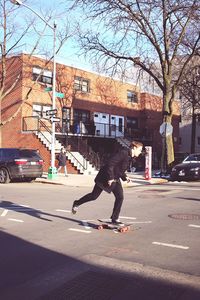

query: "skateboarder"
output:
72 140 143 225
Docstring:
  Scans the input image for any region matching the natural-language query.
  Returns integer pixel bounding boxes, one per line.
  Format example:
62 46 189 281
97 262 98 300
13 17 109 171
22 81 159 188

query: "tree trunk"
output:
160 89 175 173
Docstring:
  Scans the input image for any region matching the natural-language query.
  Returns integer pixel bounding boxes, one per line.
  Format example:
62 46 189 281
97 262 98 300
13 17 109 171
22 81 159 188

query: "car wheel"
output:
0 168 11 184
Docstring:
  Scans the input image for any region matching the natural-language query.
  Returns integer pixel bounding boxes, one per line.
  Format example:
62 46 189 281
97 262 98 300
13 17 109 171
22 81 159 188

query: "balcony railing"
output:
22 116 153 141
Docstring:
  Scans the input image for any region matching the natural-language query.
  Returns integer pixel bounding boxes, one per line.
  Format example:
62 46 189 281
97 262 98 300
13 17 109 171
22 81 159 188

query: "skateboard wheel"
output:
119 227 126 233
97 225 103 230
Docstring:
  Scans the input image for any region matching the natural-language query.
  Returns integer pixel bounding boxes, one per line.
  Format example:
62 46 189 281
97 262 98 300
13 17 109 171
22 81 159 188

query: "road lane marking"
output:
56 209 71 213
120 216 137 220
1 209 8 217
189 224 200 228
8 218 24 223
81 220 92 229
68 228 91 233
152 242 189 250
130 221 152 224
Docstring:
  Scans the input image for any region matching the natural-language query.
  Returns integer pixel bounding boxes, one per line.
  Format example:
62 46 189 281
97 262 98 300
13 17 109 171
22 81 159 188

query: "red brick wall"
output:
1 54 181 171
2 112 78 173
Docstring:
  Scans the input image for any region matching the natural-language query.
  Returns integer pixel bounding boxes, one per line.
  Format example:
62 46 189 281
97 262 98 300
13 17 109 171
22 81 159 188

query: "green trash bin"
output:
48 166 57 179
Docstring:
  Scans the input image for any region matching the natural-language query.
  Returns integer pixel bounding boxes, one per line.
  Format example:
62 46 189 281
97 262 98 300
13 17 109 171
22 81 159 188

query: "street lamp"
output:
10 0 57 179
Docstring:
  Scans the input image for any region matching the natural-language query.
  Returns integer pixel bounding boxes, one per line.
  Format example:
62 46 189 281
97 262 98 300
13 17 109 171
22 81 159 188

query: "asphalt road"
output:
0 181 200 299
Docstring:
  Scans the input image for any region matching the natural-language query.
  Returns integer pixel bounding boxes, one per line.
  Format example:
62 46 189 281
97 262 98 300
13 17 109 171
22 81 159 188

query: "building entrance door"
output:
94 112 109 136
110 115 124 137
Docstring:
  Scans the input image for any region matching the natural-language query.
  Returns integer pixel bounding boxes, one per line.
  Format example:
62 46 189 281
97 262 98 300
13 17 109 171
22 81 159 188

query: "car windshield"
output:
183 154 200 162
19 150 41 160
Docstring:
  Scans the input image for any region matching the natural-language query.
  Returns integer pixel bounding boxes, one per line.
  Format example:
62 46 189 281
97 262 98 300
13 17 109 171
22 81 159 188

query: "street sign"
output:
44 88 64 98
50 117 60 123
55 92 64 98
46 109 57 116
159 122 173 137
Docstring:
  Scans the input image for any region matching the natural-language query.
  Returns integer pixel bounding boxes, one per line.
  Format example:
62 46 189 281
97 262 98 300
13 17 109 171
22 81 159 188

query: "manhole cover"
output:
168 213 200 220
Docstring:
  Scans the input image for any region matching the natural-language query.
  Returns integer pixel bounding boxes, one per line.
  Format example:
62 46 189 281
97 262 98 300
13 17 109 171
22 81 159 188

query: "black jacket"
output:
95 149 130 190
58 152 67 167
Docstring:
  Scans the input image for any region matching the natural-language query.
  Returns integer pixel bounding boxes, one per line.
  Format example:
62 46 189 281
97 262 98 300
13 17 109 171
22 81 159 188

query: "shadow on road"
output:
0 229 200 300
175 197 200 202
0 201 82 224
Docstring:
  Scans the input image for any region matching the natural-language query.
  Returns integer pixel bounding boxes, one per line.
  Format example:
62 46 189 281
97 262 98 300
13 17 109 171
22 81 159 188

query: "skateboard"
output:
96 219 132 233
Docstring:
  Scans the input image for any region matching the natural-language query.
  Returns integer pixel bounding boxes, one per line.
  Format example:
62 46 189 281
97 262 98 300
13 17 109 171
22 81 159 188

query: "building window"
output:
32 67 53 85
73 109 90 123
198 137 200 145
74 76 90 93
127 90 138 103
179 137 182 145
32 104 52 118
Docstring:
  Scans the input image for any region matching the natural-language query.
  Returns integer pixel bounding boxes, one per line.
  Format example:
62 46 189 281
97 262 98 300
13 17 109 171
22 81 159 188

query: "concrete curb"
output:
35 173 168 187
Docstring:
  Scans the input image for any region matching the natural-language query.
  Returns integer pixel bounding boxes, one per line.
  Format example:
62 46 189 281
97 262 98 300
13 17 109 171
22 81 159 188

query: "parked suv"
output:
0 148 43 183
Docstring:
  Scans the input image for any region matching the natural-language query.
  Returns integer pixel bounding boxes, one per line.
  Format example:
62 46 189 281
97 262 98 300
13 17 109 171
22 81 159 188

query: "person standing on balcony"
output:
72 140 143 225
57 148 68 176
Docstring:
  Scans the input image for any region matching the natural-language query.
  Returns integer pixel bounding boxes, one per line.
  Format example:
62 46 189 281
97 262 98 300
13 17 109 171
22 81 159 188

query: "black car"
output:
0 148 43 183
170 153 200 181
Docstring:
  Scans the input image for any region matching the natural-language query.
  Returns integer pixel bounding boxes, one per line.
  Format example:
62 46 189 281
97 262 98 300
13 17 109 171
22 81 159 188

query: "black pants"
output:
76 180 124 221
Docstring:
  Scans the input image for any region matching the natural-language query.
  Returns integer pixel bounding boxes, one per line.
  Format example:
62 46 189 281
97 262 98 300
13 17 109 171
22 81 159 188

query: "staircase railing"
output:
22 116 88 172
69 137 100 170
66 150 88 171
38 119 52 144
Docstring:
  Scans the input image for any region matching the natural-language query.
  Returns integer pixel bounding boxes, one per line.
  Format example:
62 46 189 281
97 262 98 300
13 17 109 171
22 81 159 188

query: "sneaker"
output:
72 200 79 214
111 219 124 226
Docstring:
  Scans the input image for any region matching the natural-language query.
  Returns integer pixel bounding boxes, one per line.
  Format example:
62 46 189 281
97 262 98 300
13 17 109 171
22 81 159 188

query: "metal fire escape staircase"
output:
116 137 131 149
35 121 98 175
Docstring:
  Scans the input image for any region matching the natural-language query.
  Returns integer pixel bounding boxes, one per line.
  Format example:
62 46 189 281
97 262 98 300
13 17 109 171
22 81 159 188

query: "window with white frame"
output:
32 104 52 118
32 67 53 85
127 90 138 103
74 76 90 93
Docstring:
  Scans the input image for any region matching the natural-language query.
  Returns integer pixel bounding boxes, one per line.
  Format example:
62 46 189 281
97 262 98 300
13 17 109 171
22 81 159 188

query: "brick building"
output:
1 53 180 173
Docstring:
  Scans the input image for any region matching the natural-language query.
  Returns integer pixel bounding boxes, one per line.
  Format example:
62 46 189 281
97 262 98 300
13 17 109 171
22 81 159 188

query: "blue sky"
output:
9 0 93 71
7 0 161 94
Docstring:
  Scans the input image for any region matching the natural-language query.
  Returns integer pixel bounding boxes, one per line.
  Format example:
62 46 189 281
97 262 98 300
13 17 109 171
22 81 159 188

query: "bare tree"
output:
179 57 200 152
70 0 200 168
0 0 71 147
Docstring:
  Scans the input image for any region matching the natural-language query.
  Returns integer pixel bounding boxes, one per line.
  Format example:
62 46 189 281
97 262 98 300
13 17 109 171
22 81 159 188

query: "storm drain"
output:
40 270 132 300
168 213 200 220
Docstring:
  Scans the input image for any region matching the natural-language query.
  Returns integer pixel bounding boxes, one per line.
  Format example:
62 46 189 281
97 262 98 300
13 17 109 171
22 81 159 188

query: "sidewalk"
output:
36 172 168 187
